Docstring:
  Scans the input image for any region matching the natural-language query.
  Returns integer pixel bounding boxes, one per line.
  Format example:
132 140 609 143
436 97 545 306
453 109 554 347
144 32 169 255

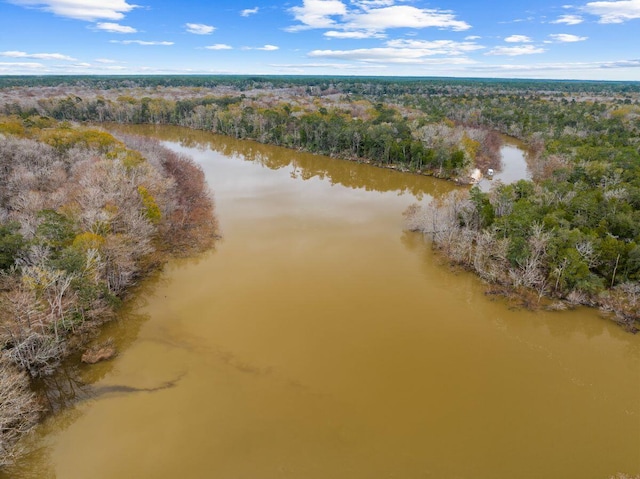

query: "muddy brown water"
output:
4 126 639 479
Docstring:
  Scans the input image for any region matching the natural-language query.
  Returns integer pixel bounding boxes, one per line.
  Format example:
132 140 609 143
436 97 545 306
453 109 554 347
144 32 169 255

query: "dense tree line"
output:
0 116 217 466
1 75 638 95
2 91 505 182
406 176 640 329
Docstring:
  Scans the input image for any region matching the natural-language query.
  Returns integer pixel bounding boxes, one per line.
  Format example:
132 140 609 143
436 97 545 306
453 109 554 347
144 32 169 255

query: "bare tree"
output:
0 365 41 467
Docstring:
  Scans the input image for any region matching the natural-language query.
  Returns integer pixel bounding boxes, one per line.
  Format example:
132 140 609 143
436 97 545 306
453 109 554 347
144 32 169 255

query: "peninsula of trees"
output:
0 116 216 465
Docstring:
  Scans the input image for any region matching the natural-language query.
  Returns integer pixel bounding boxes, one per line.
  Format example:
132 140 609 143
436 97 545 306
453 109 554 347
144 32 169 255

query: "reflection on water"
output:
4 125 639 479
108 123 457 200
477 136 532 192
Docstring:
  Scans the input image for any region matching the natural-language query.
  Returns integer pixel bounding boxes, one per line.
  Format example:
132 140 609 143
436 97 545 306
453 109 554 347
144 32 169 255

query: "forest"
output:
0 77 638 311
0 115 217 465
2 76 638 327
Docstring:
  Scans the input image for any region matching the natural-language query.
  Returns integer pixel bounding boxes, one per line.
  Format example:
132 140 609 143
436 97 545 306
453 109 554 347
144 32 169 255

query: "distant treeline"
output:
0 117 217 466
1 75 639 94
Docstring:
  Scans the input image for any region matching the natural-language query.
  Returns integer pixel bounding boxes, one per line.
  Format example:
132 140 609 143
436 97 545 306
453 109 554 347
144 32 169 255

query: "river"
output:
4 126 639 479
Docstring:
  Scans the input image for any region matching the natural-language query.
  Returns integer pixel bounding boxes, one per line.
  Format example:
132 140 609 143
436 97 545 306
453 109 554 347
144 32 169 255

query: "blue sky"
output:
1 0 639 80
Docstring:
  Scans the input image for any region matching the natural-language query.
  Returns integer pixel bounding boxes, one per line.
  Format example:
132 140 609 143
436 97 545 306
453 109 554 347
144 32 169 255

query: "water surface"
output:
5 126 639 479
477 136 532 191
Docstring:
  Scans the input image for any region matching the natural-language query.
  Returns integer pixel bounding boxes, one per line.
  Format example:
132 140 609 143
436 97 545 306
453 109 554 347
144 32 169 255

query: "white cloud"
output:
95 22 137 33
288 0 470 33
582 0 640 23
308 38 483 63
351 0 395 8
95 58 118 63
548 33 588 41
241 45 279 51
343 5 471 31
0 62 45 69
110 40 174 45
504 35 532 42
205 44 233 50
324 30 385 38
270 62 386 69
0 50 76 60
241 7 259 16
551 14 584 24
289 0 347 30
185 23 215 34
498 16 535 24
386 39 484 54
465 35 481 40
310 49 477 64
469 58 640 73
485 45 545 56
8 0 138 21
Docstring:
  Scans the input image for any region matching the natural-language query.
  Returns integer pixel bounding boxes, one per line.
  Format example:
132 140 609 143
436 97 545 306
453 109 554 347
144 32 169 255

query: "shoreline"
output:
0 122 218 468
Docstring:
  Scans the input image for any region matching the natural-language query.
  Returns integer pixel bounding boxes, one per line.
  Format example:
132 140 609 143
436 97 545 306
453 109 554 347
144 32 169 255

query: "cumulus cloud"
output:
346 5 470 31
548 33 588 41
582 0 640 23
0 50 76 60
110 40 174 45
8 0 138 21
485 45 545 56
551 14 584 24
95 22 137 33
289 0 347 30
309 38 483 64
185 23 215 34
504 35 532 42
287 0 470 34
241 7 259 16
205 44 233 50
95 58 118 63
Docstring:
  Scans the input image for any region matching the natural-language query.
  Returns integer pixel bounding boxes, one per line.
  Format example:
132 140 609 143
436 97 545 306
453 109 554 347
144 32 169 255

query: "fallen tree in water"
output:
0 116 218 466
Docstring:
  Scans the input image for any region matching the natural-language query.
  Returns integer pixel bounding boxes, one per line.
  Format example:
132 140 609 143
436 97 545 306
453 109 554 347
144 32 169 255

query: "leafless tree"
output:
0 365 40 467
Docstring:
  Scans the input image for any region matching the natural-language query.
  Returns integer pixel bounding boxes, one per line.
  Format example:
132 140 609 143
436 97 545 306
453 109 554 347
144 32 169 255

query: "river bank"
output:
0 119 218 467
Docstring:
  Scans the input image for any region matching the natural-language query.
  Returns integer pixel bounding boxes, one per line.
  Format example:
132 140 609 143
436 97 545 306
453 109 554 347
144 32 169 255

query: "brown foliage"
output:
0 365 41 467
161 150 218 254
0 122 219 467
114 134 219 255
